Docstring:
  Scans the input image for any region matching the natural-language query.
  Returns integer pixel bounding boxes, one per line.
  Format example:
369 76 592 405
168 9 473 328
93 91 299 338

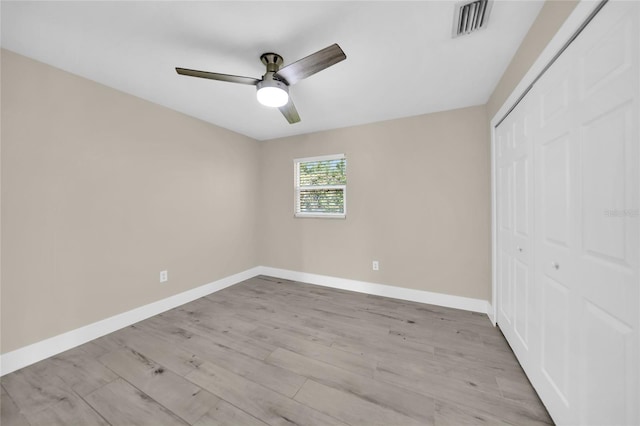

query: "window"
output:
294 154 346 218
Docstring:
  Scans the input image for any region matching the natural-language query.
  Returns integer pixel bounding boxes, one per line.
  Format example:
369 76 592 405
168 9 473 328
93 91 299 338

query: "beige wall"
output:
1 50 260 353
487 0 579 119
259 106 491 300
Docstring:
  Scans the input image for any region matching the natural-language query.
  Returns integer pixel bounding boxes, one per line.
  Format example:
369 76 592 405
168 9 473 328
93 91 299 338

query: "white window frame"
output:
294 154 346 219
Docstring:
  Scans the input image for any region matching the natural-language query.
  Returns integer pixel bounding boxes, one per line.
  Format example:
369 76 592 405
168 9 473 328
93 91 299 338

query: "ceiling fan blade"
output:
279 98 301 124
176 67 260 86
274 43 346 85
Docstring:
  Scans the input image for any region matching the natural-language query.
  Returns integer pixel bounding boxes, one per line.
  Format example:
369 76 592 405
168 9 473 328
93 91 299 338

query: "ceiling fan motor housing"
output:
256 75 289 93
258 52 289 93
256 72 289 107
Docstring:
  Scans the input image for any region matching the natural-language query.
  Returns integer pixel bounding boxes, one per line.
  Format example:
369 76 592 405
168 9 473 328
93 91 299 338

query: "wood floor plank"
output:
84 378 188 426
434 400 515 426
294 379 424 426
376 352 503 397
331 331 435 361
236 288 393 333
254 277 487 331
75 340 112 358
375 358 552 425
184 321 277 360
496 376 545 406
233 310 337 347
23 393 108 426
248 326 378 378
219 287 392 340
143 313 276 361
192 293 341 348
1 364 77 416
482 331 518 354
30 346 118 396
266 347 435 425
133 321 306 398
185 361 347 426
91 332 127 353
192 400 269 426
99 347 221 424
1 385 30 426
388 319 512 355
104 324 204 376
432 344 526 376
170 303 258 336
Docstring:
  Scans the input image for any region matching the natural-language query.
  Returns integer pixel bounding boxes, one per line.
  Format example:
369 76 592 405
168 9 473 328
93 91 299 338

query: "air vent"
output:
453 0 493 38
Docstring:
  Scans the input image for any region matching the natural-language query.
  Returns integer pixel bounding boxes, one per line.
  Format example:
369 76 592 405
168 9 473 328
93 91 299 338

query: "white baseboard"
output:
257 266 490 315
1 265 491 376
0 267 261 376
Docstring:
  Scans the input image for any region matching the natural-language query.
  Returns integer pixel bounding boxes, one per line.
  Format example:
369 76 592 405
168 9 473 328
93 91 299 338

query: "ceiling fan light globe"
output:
257 86 289 107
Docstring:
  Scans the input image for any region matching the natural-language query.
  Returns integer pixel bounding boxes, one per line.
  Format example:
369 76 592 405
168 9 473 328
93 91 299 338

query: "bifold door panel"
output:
495 1 639 424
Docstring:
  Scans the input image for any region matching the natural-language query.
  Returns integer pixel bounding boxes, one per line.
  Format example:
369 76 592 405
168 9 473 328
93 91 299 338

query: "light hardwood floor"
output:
1 276 553 425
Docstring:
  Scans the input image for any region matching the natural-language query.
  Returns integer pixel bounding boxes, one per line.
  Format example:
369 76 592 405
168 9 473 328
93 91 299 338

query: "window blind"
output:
294 154 346 218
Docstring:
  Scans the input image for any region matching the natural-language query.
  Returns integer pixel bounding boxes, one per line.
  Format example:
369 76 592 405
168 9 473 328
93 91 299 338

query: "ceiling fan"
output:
176 43 346 124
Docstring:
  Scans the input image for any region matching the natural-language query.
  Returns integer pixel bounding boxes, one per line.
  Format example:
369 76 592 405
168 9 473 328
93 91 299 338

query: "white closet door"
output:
496 92 535 367
496 1 639 424
532 27 577 423
571 2 638 423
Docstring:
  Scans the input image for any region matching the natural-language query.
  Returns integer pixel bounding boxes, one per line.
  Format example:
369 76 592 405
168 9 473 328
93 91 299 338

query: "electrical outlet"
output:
160 270 168 283
372 261 379 271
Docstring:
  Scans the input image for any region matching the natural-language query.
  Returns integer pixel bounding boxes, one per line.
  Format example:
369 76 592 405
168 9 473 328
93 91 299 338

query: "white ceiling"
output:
1 1 544 140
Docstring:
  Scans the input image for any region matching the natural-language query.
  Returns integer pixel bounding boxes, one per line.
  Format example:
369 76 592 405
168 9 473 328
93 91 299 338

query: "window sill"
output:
294 213 346 219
